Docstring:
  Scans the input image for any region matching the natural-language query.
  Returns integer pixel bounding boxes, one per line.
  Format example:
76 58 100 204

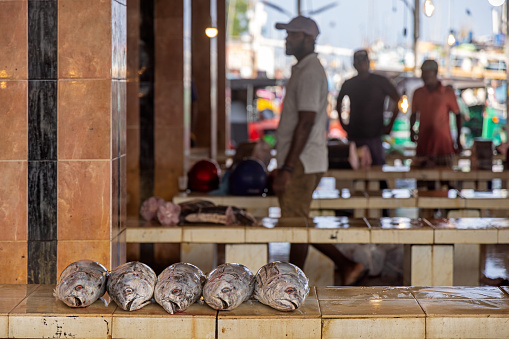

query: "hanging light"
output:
205 16 218 38
488 0 505 6
423 0 435 17
205 26 218 38
447 30 456 46
398 94 409 114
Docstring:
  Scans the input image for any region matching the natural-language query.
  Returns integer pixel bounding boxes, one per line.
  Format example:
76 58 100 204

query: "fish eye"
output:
171 289 180 295
285 287 295 294
221 287 231 293
125 287 133 294
74 285 83 291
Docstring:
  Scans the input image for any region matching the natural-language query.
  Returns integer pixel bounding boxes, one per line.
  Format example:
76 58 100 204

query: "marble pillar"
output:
0 0 126 284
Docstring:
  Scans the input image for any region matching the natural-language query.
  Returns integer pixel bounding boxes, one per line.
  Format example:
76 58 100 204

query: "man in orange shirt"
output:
410 59 462 169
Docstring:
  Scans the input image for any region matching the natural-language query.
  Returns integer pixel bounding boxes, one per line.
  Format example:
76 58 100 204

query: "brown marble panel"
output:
154 79 184 127
126 81 139 127
154 127 184 200
0 241 28 284
58 80 112 160
0 81 28 160
57 240 111 275
119 80 126 156
0 1 27 80
58 0 112 79
111 229 126 270
111 80 119 159
155 0 183 23
154 35 184 79
0 161 28 241
120 155 126 233
57 161 111 241
126 0 139 84
126 127 140 218
111 158 119 240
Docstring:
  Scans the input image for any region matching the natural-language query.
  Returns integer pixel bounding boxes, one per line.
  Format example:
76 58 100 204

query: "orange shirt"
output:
412 83 460 156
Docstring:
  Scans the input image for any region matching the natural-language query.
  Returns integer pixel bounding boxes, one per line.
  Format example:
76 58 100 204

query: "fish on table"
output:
54 259 108 308
107 261 157 311
254 261 309 311
154 262 206 314
203 263 254 311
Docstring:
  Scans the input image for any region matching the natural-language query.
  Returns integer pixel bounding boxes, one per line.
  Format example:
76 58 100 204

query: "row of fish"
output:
54 260 309 313
140 197 258 226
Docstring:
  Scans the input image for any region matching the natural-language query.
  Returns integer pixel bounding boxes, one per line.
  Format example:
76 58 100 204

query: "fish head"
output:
157 275 197 314
263 275 308 311
114 273 153 311
203 276 241 310
55 272 99 307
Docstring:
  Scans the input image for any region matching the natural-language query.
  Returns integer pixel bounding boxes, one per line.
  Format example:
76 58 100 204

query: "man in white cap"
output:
273 16 365 285
410 59 462 169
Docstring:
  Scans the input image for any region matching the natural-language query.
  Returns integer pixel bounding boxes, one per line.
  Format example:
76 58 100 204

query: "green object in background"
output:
263 134 276 148
483 107 507 146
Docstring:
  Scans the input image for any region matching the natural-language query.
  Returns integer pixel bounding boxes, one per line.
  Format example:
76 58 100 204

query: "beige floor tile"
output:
419 298 509 316
308 217 370 243
9 285 116 339
112 302 216 339
307 287 317 300
491 218 509 243
217 299 320 339
0 284 38 299
411 286 508 299
426 316 509 339
180 243 216 274
247 218 308 243
453 244 481 286
183 226 245 243
0 297 29 337
430 218 499 244
304 246 334 286
368 217 434 244
0 316 6 339
318 196 368 210
410 245 453 286
366 189 416 209
498 229 509 243
225 244 267 274
126 226 182 243
322 317 425 339
319 299 425 318
316 286 414 300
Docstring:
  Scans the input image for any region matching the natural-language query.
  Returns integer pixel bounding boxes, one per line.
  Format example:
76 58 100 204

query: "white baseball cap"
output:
275 16 320 39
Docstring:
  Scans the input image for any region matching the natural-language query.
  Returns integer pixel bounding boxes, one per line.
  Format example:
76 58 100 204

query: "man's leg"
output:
278 161 319 269
278 161 365 284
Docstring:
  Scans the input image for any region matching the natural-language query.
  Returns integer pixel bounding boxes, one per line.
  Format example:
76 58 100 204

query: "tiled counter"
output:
2 285 509 338
127 217 509 286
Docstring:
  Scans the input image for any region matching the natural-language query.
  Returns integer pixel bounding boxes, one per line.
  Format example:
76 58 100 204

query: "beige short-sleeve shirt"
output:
276 53 329 173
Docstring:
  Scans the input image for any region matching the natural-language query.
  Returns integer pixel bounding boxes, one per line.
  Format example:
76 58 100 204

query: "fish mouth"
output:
276 299 299 311
74 297 82 307
163 300 179 314
219 298 229 310
126 299 135 311
125 298 151 311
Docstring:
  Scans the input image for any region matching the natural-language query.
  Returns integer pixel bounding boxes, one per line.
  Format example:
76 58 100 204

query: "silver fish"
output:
53 259 108 308
154 262 206 314
203 263 254 311
107 261 157 311
254 261 309 311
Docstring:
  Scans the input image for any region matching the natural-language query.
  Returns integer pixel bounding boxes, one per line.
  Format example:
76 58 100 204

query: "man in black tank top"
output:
336 49 401 165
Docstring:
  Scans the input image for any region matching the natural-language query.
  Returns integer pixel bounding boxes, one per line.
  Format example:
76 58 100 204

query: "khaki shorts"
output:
278 160 324 218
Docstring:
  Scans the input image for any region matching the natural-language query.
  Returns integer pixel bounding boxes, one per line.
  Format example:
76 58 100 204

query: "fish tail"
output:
99 297 109 307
